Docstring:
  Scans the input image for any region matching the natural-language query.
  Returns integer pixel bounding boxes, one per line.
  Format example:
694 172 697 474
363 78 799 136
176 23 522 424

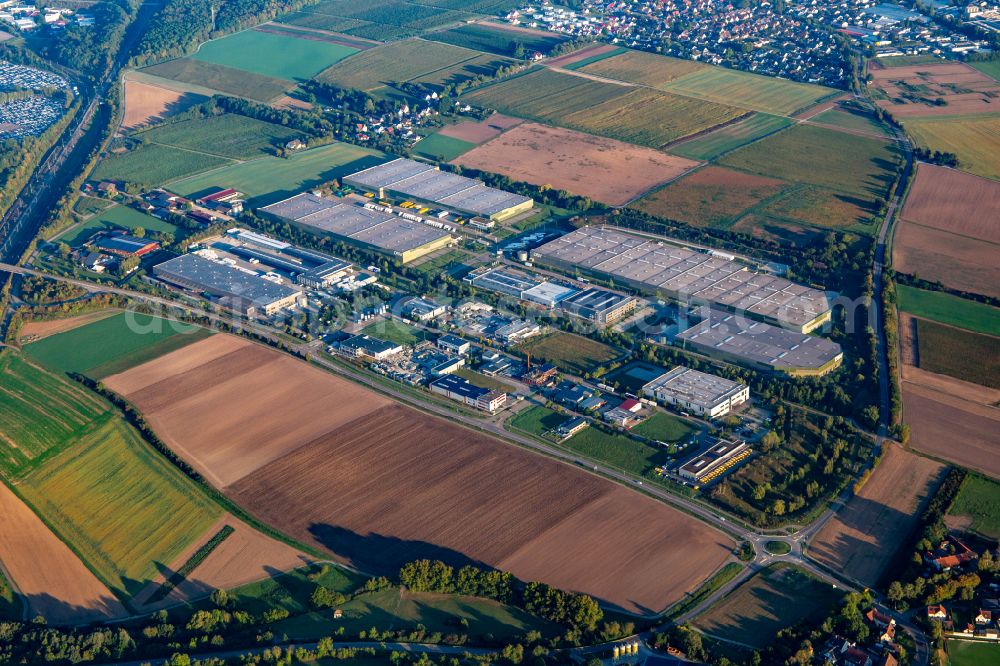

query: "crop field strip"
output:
426 21 569 57
92 143 235 189
140 58 294 103
902 113 1000 181
190 28 360 81
104 334 735 615
461 67 747 148
899 162 1000 244
136 113 306 161
897 285 1000 337
668 113 793 161
914 318 1000 389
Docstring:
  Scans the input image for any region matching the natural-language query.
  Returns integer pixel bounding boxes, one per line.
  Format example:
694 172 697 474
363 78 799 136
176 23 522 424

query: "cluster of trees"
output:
0 621 136 664
18 275 86 305
5 292 129 344
36 0 138 79
913 147 959 167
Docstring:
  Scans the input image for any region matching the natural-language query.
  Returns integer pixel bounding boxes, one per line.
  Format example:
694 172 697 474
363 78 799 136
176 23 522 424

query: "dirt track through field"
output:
0 483 126 624
808 445 945 587
107 335 734 615
454 122 699 206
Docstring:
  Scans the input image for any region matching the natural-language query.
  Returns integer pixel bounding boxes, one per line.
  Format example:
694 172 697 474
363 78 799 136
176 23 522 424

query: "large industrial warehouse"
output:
532 226 832 333
153 253 305 317
259 192 454 264
676 309 844 376
642 366 749 419
343 158 534 222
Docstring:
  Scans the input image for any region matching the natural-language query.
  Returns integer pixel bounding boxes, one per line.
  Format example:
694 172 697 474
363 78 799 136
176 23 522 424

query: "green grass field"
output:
427 22 567 57
948 474 1000 540
661 66 836 116
898 285 1000 337
73 195 114 217
693 564 842 648
810 108 889 137
462 68 746 147
903 114 1000 182
971 60 1000 83
92 143 234 188
562 426 669 476
508 405 569 438
0 353 110 479
719 123 899 198
191 29 358 81
948 640 1000 666
516 331 620 376
915 318 1000 389
630 412 696 444
361 319 425 346
140 58 293 102
25 312 212 379
19 417 221 598
413 132 476 161
562 46 628 71
167 141 385 206
669 113 792 161
61 205 179 246
316 39 486 93
138 113 304 160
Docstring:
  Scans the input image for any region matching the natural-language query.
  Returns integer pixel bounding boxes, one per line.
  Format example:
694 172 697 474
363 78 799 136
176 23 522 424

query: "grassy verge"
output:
665 562 743 620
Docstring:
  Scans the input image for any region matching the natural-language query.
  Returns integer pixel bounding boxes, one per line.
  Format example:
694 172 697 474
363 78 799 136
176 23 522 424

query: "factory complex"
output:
678 439 752 485
153 253 305 317
343 158 533 222
532 226 832 333
642 367 749 419
676 309 844 376
466 265 639 325
429 374 508 413
260 192 454 264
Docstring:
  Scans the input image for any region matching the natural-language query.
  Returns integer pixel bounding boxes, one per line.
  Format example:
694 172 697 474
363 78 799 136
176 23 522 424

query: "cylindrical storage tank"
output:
631 642 639 655
612 645 620 659
517 249 529 262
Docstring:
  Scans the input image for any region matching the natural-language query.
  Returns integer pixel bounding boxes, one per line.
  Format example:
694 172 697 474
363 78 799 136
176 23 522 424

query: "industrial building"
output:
429 374 507 412
465 266 577 308
225 229 353 288
343 158 534 222
259 193 454 264
675 309 844 376
437 334 471 356
642 366 749 419
532 226 832 333
153 254 305 317
400 295 447 321
560 287 638 325
340 334 404 360
93 233 159 257
678 439 751 484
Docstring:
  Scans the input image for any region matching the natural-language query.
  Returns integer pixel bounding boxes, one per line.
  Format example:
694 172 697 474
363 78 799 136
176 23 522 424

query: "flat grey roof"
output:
154 254 301 306
533 227 831 329
261 193 451 254
676 310 843 371
470 266 544 295
343 157 532 216
561 287 636 314
642 366 746 410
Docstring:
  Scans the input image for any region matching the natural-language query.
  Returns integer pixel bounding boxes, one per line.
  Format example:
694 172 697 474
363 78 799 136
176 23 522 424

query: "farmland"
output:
893 222 1000 300
92 143 233 188
276 0 482 40
897 285 1000 337
948 641 1000 666
915 318 1000 389
453 122 699 206
436 113 521 143
948 475 1000 540
104 334 735 615
575 49 705 86
191 28 358 81
140 59 293 102
870 62 1000 118
428 21 568 56
808 444 945 587
809 107 889 137
138 113 304 160
122 75 208 131
25 312 211 378
668 113 792 161
166 141 385 206
60 204 179 247
632 166 787 229
899 163 1000 244
413 132 476 161
903 114 1000 181
516 331 621 376
461 68 747 147
693 564 842 648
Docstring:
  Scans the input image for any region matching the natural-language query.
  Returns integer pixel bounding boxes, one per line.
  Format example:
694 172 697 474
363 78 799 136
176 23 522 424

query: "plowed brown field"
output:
0 482 126 624
454 122 699 206
892 222 1000 299
438 114 522 144
808 445 945 587
122 76 208 130
901 163 1000 243
872 63 1000 117
107 335 734 615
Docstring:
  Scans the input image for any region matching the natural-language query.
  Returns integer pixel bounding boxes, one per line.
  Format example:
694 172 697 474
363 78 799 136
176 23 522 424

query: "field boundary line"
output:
142 140 245 163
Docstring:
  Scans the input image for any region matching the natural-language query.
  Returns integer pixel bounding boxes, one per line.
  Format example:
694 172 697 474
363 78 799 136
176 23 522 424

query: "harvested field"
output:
546 43 622 68
0 482 125 625
893 221 1000 299
122 76 208 131
453 122 699 206
437 113 522 143
903 114 1000 181
903 382 1000 480
902 364 1000 408
632 165 786 228
104 335 391 488
135 515 311 610
753 184 879 235
140 58 293 103
872 62 1000 118
808 445 945 587
693 564 842 648
915 318 1000 389
575 48 703 84
901 163 1000 244
138 113 304 160
17 310 118 342
108 335 734 615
